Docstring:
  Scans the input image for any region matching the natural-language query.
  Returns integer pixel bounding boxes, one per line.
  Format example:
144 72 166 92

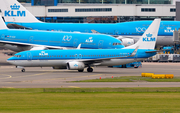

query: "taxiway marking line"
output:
69 86 80 88
0 71 54 80
22 73 103 82
0 74 12 79
42 74 103 81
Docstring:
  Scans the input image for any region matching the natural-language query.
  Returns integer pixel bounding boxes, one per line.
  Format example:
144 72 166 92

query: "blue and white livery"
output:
7 19 161 72
0 0 177 46
0 15 124 52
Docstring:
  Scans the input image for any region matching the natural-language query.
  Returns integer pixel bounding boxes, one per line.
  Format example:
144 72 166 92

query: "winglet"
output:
77 44 81 49
0 15 8 29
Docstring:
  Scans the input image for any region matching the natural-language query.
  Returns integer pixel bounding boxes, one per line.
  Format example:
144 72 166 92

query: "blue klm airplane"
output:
7 19 161 72
0 0 178 46
0 15 124 52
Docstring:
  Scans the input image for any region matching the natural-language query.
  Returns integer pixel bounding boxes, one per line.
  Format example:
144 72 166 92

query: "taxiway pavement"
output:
0 63 180 88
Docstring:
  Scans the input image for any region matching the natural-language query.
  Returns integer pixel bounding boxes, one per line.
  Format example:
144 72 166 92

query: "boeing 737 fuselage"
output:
0 15 124 52
7 19 161 72
0 0 177 46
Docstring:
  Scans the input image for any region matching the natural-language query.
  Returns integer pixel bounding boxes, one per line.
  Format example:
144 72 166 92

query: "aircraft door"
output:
78 54 82 59
29 36 33 44
27 52 32 61
98 40 104 49
73 39 78 47
74 54 82 59
1 34 5 40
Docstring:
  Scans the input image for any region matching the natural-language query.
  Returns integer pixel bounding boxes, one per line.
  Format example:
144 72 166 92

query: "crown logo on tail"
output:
10 4 20 10
146 33 152 38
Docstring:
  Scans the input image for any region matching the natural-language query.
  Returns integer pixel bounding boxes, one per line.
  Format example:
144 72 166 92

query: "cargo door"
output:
1 34 4 40
73 39 78 48
29 36 33 44
27 52 32 61
98 40 104 49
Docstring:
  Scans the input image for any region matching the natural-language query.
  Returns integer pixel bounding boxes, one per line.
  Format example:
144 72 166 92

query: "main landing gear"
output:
21 68 25 72
87 67 93 72
78 69 84 72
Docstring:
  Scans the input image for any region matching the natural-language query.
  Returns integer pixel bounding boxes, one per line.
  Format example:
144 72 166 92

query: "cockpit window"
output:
113 43 122 46
14 55 21 57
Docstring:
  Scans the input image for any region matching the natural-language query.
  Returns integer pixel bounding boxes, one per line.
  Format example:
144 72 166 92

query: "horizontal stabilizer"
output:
145 51 159 53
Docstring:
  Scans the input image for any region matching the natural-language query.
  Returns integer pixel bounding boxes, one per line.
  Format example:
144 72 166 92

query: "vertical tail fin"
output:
125 18 161 49
0 0 40 23
0 15 8 29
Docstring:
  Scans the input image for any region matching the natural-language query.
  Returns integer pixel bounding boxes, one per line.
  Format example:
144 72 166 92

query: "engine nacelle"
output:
121 38 135 47
0 43 5 46
4 44 32 52
67 61 85 70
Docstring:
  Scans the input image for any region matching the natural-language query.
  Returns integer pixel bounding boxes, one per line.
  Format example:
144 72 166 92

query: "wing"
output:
0 40 71 50
79 46 139 65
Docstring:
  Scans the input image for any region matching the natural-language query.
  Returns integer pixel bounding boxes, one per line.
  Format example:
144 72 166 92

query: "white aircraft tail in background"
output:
0 0 40 23
125 18 161 50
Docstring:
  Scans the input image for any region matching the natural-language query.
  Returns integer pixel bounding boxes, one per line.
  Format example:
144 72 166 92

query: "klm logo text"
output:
143 33 156 42
4 4 26 17
143 37 156 42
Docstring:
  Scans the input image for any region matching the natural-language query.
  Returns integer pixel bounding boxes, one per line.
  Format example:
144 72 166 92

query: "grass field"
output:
0 88 180 113
75 76 180 82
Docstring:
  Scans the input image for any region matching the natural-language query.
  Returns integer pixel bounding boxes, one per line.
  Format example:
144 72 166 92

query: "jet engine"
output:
121 38 135 47
67 61 85 70
0 43 5 46
3 44 32 52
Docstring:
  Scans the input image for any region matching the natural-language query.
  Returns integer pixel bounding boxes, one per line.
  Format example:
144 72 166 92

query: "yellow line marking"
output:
0 74 12 79
11 71 53 79
26 73 103 82
69 86 80 88
43 74 103 81
1 87 14 88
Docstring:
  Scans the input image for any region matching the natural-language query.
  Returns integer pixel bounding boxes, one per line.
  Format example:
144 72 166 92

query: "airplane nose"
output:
6 57 15 65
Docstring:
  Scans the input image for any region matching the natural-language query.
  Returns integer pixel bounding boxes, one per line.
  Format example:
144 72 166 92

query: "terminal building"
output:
1 0 180 23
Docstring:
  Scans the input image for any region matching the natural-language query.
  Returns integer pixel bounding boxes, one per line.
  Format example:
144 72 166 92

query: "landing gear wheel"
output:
134 66 138 68
78 69 84 72
87 68 93 72
21 69 25 72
